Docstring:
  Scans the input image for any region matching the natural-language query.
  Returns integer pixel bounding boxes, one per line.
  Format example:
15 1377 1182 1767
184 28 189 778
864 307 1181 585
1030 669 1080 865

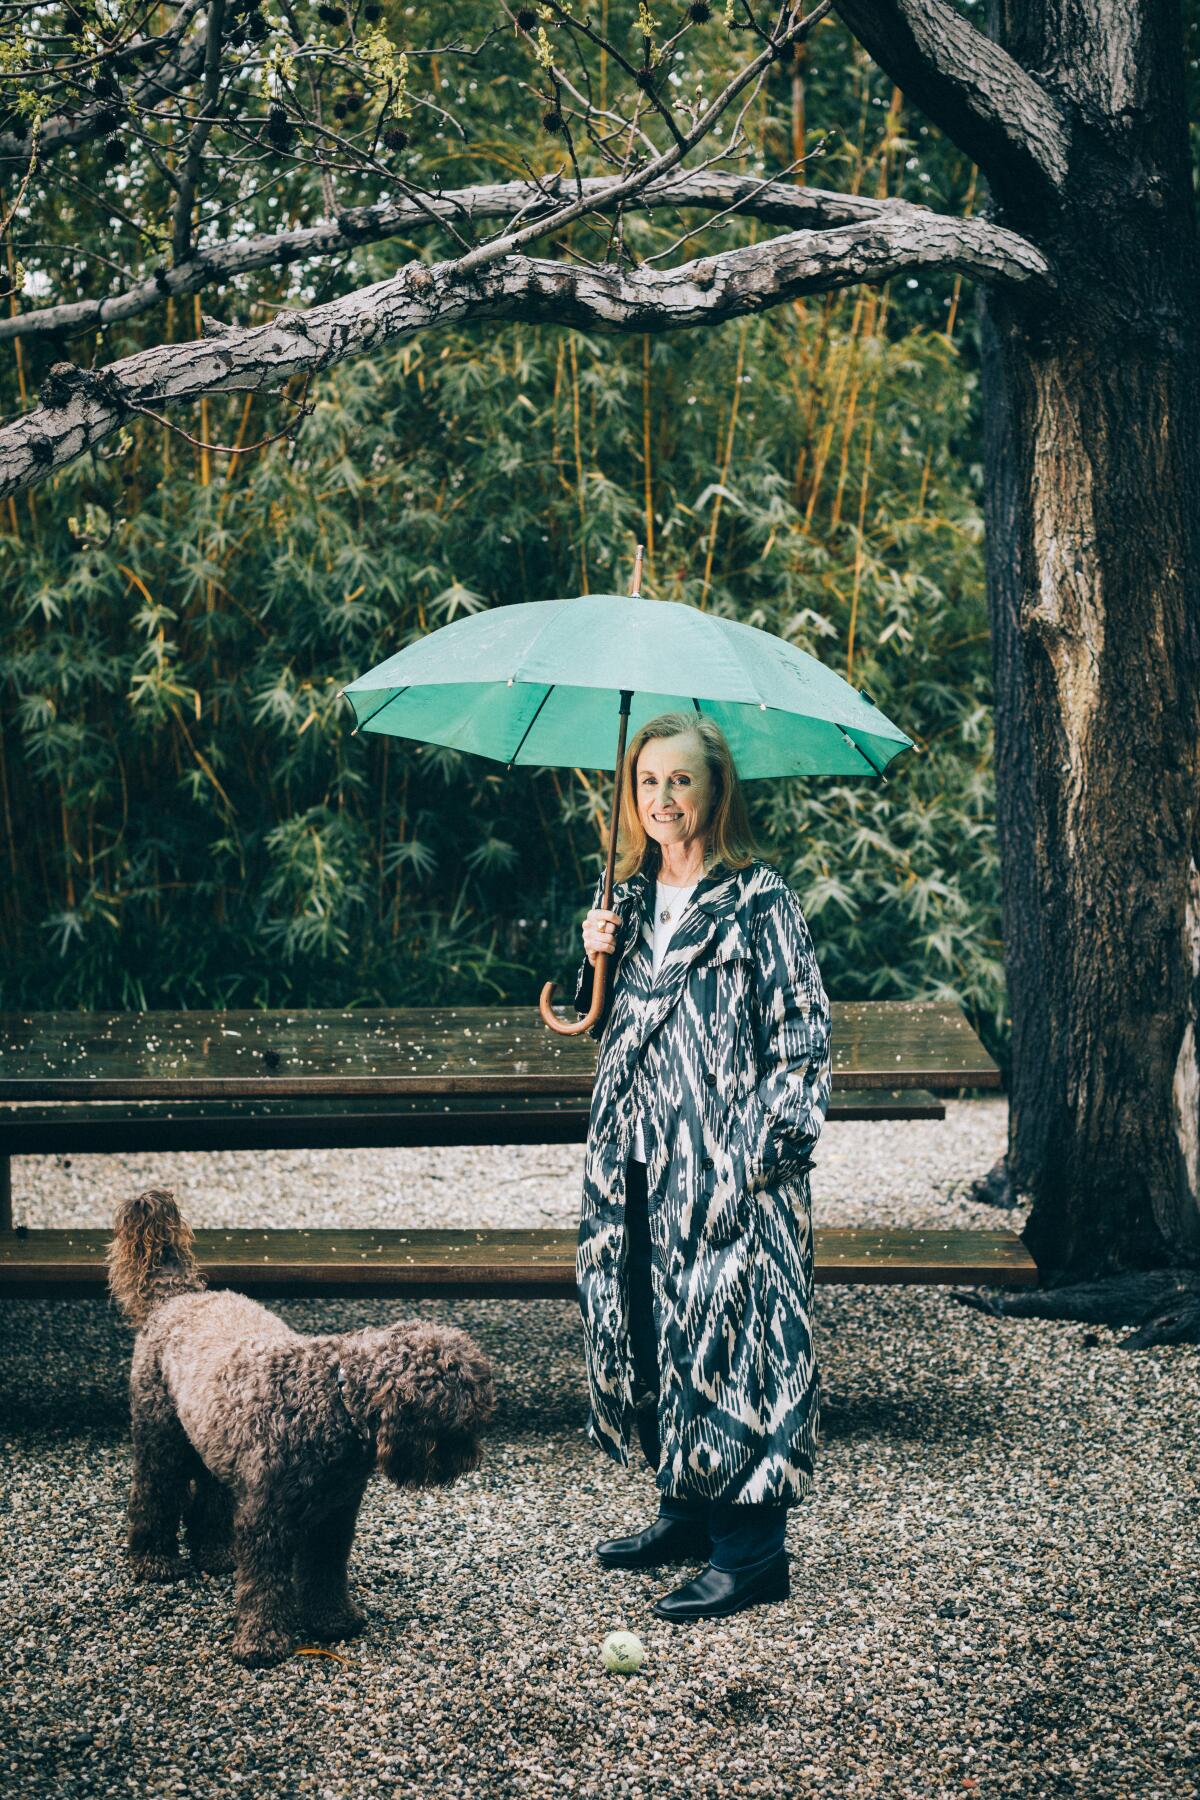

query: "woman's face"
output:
634 732 716 859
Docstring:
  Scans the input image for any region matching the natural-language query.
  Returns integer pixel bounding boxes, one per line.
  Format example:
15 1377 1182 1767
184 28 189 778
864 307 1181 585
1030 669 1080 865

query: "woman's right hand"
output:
582 907 622 968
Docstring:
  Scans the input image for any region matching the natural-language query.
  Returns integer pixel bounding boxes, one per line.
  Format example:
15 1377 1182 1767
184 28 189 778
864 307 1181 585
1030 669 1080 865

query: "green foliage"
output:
0 13 1011 1072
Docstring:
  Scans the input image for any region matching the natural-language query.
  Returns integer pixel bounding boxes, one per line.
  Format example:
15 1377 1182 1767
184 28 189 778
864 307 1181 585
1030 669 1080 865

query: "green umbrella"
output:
341 549 916 1034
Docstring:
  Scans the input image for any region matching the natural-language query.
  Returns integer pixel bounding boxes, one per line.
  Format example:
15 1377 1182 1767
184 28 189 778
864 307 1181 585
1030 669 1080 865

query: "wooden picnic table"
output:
0 1001 1034 1295
0 1000 1000 1100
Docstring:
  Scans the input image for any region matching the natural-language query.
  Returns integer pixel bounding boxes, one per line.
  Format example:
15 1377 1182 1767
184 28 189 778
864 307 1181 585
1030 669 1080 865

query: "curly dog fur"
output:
108 1188 497 1667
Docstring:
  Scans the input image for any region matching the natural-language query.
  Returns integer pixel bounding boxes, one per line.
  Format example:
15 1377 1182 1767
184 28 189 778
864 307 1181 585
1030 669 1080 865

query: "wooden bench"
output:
0 1226 1036 1297
0 1001 1036 1295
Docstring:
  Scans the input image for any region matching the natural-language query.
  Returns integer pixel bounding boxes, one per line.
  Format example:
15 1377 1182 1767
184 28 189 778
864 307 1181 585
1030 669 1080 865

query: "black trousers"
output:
624 1154 787 1573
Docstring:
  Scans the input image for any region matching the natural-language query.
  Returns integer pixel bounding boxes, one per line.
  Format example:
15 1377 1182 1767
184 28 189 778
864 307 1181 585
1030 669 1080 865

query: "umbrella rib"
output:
505 685 555 769
838 723 888 782
350 686 411 737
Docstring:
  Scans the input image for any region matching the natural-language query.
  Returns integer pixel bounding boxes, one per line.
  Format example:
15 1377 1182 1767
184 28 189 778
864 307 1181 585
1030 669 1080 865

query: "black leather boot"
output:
651 1552 790 1621
595 1515 711 1570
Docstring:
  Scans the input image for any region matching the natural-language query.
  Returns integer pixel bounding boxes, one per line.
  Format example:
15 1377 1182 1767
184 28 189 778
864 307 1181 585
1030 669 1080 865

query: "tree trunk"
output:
979 0 1200 1279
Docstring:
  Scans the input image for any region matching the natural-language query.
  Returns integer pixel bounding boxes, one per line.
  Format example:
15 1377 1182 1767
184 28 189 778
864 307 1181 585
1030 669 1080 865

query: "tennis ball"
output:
600 1630 645 1674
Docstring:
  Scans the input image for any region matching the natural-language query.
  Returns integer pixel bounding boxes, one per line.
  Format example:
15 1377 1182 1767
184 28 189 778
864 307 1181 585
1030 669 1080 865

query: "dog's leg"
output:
127 1364 192 1583
230 1500 300 1667
294 1495 367 1643
184 1467 236 1575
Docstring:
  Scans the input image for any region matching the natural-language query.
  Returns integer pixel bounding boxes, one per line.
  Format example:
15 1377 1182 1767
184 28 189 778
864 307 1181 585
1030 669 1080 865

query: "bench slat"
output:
0 1225 1037 1296
0 1002 1000 1098
0 1087 945 1156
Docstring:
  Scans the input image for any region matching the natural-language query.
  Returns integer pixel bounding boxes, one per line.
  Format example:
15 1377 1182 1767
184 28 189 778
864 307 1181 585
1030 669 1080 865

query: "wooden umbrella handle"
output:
540 676 635 1036
538 953 609 1035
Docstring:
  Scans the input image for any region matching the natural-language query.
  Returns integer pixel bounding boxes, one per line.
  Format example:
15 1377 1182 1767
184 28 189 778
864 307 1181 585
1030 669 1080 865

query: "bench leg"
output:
0 1156 10 1231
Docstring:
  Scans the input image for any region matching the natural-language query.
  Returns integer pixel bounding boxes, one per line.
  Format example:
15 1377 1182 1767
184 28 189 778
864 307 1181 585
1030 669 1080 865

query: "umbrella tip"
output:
629 543 644 599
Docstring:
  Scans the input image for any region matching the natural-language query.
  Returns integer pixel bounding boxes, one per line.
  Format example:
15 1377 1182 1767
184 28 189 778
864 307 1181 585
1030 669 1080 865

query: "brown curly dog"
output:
107 1188 497 1667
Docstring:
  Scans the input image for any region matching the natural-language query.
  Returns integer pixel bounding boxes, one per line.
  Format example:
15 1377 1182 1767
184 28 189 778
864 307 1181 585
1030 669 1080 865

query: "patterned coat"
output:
572 854 833 1508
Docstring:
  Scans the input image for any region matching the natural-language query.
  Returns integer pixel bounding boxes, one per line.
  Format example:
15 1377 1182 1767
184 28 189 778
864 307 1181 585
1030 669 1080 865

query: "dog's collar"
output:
333 1359 372 1447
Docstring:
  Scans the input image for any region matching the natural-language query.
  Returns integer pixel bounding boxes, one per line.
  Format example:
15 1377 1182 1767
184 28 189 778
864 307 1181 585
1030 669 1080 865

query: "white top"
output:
629 876 700 1164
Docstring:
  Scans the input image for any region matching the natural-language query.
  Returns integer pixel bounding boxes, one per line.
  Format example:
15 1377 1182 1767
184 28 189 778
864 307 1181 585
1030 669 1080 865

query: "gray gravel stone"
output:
2 1098 1198 1799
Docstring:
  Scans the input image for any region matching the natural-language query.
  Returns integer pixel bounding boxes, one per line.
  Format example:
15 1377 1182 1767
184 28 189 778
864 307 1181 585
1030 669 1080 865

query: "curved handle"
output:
539 952 610 1036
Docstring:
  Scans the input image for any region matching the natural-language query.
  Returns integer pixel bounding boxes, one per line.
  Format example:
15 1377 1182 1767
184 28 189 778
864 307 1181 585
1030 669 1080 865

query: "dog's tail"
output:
107 1188 205 1325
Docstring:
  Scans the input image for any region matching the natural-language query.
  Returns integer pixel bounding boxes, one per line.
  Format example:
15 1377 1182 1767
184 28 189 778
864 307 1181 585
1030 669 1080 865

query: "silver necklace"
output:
657 874 699 924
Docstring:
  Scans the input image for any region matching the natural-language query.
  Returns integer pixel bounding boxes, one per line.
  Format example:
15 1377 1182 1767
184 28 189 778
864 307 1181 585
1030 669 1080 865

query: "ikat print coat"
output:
572 853 833 1508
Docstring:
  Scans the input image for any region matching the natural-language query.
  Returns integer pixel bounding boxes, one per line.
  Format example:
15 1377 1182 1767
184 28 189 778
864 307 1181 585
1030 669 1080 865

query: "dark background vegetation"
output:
10 5 1160 1079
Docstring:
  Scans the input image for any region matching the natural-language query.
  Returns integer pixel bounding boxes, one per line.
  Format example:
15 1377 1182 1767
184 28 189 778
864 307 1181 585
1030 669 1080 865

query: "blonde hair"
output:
607 711 760 883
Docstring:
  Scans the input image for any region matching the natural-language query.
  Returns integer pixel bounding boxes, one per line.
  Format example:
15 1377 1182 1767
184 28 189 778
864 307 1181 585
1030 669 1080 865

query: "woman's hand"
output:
582 907 622 968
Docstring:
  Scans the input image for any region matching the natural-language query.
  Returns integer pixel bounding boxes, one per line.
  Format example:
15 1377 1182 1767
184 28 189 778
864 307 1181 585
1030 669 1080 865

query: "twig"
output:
128 375 313 453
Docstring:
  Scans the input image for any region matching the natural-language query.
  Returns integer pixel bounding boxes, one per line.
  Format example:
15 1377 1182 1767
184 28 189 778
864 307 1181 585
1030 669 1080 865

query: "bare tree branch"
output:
0 170 930 343
834 0 1071 197
0 206 1052 498
452 0 836 277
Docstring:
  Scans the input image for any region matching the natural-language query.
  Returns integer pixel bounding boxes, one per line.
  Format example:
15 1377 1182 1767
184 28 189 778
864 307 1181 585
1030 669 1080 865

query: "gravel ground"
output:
2 1098 1198 1800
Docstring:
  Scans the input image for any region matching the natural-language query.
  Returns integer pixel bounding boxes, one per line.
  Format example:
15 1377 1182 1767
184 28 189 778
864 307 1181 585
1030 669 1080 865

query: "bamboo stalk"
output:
875 86 903 196
568 334 588 593
847 43 872 197
790 291 833 509
641 334 655 564
846 384 878 684
791 45 807 169
6 236 36 536
551 337 571 498
700 322 749 607
803 291 864 532
0 706 18 886
944 170 977 341
600 0 608 113
830 115 896 536
171 705 236 815
60 787 76 910
378 738 388 917
829 354 863 532
193 294 212 489
163 296 175 484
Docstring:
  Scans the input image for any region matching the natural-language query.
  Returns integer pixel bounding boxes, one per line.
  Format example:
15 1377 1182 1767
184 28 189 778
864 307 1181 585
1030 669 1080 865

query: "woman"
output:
573 710 832 1622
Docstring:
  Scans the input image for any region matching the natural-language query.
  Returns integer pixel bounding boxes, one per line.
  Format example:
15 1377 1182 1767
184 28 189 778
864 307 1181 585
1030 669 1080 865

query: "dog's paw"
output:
232 1624 295 1668
304 1603 366 1643
130 1552 187 1584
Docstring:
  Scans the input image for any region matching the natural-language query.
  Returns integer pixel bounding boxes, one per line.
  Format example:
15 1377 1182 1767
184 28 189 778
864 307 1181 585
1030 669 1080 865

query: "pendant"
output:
659 906 672 923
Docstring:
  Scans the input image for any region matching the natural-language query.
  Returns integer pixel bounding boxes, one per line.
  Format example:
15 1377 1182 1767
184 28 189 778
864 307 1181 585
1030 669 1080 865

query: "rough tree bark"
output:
979 0 1200 1312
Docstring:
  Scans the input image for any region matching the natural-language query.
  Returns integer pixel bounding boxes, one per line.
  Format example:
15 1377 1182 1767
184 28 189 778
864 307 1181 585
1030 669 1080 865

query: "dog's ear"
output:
371 1326 496 1487
372 1372 431 1487
380 1325 497 1436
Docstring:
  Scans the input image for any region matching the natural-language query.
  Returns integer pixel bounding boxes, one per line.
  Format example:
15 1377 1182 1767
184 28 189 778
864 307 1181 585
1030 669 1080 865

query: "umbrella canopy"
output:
341 593 914 781
341 572 916 1034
